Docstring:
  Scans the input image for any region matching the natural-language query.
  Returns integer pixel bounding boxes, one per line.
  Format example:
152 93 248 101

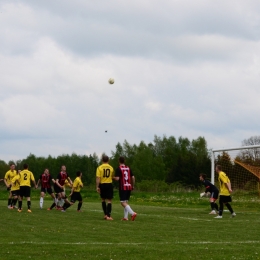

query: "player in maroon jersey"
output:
114 156 137 221
37 168 56 209
53 165 73 211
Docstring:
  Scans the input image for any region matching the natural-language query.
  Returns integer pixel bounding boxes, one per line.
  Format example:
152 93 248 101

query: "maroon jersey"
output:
39 173 53 189
56 171 69 186
115 165 133 190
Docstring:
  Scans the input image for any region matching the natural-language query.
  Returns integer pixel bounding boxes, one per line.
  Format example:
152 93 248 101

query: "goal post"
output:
211 145 260 194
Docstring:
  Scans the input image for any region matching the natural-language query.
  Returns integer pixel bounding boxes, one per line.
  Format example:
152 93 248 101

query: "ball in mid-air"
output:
108 78 114 84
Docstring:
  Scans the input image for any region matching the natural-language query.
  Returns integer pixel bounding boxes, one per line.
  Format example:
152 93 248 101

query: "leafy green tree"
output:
0 160 9 179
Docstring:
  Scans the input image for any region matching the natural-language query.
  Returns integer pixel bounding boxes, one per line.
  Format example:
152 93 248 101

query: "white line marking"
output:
3 241 260 245
179 217 212 222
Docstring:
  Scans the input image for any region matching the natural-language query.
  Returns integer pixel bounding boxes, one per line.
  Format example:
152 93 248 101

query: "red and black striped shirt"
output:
115 165 133 191
56 171 69 186
39 173 53 189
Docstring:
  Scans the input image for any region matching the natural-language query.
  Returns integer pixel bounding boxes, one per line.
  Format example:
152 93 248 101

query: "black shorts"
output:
219 195 232 203
41 187 53 194
54 184 64 194
119 190 131 202
11 190 20 196
71 192 82 203
210 190 219 200
20 186 31 197
100 183 113 200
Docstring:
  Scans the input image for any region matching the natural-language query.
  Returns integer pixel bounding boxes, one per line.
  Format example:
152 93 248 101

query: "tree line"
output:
0 135 212 187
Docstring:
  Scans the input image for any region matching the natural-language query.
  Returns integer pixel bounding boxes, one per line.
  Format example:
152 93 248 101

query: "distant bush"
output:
135 180 197 192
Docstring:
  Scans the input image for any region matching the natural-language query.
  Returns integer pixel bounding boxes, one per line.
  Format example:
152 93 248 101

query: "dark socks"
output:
8 198 12 206
50 202 56 209
18 201 22 210
219 202 224 216
102 201 107 215
107 203 112 217
225 203 234 214
27 201 31 209
78 202 82 211
12 198 18 206
63 202 71 210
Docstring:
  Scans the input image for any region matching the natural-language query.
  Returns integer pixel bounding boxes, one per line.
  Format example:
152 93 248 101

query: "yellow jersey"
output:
218 171 231 196
96 163 114 184
64 179 71 187
11 174 21 191
73 177 83 192
4 170 17 185
19 169 35 187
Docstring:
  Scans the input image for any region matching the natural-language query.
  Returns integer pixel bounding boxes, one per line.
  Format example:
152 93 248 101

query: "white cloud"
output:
0 0 260 162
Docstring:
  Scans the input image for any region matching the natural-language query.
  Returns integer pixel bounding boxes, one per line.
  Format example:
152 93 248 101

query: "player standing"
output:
53 165 73 210
62 171 83 212
96 155 114 220
37 168 56 209
199 174 219 214
10 170 21 209
14 164 36 213
4 163 17 208
214 165 236 219
114 156 137 221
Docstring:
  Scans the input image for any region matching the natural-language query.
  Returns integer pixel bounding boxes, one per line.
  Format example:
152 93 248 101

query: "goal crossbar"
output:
211 145 260 184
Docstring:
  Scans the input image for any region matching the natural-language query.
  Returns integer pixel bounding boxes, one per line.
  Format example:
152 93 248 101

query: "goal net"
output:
211 145 260 195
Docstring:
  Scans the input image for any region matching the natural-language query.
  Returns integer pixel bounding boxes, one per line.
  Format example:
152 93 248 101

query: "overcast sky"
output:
0 0 260 163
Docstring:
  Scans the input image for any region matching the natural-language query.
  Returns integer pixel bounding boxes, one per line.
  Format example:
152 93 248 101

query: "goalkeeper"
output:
199 174 219 214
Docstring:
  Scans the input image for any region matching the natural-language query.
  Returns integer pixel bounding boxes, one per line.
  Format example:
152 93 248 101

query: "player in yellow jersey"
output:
4 163 17 209
16 163 37 213
61 171 84 212
214 165 236 219
10 170 21 209
96 155 115 220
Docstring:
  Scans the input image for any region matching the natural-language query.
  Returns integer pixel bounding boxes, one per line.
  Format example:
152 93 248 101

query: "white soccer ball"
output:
108 78 114 84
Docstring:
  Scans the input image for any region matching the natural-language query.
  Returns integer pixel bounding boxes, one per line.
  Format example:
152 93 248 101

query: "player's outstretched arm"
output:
200 192 206 197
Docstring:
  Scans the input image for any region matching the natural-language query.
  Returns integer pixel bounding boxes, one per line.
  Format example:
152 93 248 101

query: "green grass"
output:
0 190 260 260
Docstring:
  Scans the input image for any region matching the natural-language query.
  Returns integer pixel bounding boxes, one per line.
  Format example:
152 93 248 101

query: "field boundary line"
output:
3 241 260 245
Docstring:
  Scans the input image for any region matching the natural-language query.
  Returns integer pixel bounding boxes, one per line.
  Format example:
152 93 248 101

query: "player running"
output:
62 171 83 212
199 174 219 214
114 156 137 221
37 168 57 210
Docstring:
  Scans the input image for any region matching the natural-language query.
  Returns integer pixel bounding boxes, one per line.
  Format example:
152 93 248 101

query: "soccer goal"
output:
211 145 260 194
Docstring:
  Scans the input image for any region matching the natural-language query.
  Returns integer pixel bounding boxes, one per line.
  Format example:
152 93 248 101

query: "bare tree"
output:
240 136 260 163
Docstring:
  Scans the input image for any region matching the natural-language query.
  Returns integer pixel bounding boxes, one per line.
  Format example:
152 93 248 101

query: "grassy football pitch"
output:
0 193 260 260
